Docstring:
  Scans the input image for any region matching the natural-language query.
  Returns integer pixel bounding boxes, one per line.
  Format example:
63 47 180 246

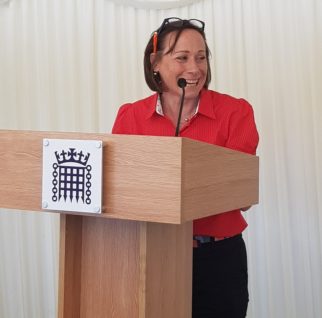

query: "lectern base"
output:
58 215 192 318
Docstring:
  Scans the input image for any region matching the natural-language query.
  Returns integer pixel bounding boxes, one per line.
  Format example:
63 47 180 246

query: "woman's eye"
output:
197 55 206 62
176 56 188 61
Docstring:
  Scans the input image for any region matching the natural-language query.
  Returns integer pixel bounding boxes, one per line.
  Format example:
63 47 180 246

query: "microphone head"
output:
177 78 187 88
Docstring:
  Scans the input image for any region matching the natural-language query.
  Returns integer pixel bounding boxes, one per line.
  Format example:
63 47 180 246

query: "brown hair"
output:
144 20 212 93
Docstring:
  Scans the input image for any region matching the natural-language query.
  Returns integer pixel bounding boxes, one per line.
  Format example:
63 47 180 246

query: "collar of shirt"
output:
156 95 199 117
145 89 216 120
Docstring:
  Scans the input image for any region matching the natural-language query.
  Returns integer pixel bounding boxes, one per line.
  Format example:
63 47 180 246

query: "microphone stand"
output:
175 79 187 136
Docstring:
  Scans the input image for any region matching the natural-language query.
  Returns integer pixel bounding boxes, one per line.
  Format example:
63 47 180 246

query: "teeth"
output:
186 80 198 85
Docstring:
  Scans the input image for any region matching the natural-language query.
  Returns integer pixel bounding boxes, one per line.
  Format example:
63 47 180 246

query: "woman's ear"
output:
150 53 159 71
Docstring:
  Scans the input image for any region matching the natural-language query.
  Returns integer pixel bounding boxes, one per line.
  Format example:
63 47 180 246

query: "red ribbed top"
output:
112 89 259 237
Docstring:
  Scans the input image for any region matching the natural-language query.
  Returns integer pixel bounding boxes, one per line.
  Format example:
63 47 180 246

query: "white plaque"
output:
42 139 103 214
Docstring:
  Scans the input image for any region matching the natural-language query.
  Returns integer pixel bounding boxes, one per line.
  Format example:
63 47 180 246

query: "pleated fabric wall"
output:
0 0 321 317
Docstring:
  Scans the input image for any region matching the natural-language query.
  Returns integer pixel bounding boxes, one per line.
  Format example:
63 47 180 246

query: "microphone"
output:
175 78 187 136
177 78 187 89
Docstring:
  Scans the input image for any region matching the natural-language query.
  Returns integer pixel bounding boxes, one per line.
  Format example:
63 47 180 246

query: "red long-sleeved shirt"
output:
112 89 259 237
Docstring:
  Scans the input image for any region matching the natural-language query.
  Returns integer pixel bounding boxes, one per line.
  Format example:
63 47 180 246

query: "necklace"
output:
160 96 198 125
182 111 196 123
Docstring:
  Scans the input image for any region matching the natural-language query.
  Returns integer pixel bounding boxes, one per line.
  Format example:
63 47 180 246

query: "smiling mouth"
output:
185 79 199 86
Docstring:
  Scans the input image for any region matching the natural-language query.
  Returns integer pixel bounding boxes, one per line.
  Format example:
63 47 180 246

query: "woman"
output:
112 17 259 318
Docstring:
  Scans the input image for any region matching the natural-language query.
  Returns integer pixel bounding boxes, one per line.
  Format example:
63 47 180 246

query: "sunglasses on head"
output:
152 17 205 54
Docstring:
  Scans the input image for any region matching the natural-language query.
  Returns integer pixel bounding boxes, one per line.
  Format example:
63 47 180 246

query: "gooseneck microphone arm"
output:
175 78 187 136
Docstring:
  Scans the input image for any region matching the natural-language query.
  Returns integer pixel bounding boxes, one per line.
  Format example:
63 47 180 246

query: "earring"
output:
153 70 161 84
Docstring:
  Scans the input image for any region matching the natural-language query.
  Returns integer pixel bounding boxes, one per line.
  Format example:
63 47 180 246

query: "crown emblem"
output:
55 148 90 166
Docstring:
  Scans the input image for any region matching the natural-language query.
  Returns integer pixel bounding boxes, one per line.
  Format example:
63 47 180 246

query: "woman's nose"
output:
186 59 200 73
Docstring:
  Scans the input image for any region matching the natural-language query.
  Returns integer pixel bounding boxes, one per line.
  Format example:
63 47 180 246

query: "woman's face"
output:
153 29 208 99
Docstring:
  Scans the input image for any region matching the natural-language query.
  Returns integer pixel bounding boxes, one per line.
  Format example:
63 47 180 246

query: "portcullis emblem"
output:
52 148 92 205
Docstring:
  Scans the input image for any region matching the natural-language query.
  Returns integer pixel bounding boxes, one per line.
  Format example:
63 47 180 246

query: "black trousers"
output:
192 235 249 318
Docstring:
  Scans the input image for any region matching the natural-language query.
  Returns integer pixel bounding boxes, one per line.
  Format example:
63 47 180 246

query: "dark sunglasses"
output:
153 17 205 53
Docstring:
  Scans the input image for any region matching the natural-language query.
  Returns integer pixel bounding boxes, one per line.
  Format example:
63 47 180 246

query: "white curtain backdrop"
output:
110 0 201 9
0 0 321 317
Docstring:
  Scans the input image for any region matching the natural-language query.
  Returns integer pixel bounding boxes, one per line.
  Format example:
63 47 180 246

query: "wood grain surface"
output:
0 129 259 223
58 215 192 318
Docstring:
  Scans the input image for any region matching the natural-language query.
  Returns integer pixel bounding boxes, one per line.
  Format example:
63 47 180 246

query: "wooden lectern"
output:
0 130 259 318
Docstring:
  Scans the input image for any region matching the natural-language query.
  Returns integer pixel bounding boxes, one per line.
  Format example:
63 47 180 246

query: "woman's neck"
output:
160 92 199 125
